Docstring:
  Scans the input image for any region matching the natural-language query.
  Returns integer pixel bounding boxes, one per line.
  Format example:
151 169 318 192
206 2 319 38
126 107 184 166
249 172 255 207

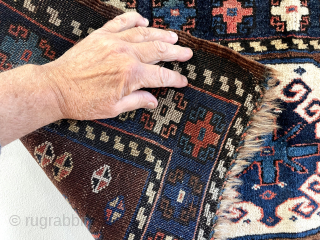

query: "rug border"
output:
72 1 280 239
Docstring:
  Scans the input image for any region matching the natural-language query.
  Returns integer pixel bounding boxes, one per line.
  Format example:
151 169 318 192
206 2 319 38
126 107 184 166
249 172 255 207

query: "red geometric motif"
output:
20 49 32 62
184 111 221 157
8 24 28 38
178 201 197 224
34 141 55 168
301 0 308 7
212 0 253 34
271 0 280 5
38 39 56 60
260 190 277 200
182 18 196 33
270 16 285 32
153 17 168 29
229 206 249 223
186 0 196 7
53 152 73 182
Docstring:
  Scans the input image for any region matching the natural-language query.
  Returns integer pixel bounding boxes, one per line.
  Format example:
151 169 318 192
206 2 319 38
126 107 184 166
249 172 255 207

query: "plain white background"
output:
0 140 94 240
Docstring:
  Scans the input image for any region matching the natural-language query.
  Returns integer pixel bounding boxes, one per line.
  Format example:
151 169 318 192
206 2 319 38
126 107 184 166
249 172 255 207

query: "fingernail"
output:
147 102 155 109
144 18 149 25
169 31 178 39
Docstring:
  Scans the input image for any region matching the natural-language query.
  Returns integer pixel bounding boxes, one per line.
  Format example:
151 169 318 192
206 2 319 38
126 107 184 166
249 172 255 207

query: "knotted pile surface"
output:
118 0 320 240
3 0 311 240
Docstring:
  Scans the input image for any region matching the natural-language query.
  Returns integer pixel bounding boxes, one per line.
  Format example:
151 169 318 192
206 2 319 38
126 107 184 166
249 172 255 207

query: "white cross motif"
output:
271 0 309 31
146 89 184 134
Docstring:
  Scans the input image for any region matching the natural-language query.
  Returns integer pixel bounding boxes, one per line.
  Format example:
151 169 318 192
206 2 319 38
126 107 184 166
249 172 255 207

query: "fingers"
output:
115 27 178 44
115 90 158 113
132 40 193 64
102 12 149 33
132 63 188 90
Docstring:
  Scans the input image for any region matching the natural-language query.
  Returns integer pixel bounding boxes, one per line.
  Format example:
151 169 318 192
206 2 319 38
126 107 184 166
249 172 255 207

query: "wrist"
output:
36 63 64 122
0 64 64 146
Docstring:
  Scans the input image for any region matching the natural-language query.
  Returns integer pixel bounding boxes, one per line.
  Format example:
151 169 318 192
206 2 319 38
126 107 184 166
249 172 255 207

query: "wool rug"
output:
111 0 320 239
0 0 278 240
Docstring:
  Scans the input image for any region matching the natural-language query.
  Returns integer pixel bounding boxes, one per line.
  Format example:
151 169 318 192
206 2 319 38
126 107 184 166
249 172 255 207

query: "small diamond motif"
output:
91 165 112 193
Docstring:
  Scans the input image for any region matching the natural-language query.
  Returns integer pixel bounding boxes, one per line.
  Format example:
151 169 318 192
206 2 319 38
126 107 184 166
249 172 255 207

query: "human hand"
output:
43 12 193 120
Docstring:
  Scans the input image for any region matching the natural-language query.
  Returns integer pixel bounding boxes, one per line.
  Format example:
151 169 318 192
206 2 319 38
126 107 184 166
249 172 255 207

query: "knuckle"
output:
153 40 167 53
158 66 169 86
125 60 140 76
102 24 112 33
114 15 127 26
135 26 150 40
114 43 131 54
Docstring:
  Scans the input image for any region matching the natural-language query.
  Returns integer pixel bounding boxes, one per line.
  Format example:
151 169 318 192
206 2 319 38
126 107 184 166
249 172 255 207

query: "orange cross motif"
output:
184 111 220 158
212 0 253 34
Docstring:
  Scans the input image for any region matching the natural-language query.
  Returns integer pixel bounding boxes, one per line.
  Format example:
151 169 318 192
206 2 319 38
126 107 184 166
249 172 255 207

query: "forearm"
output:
0 12 192 147
0 64 62 147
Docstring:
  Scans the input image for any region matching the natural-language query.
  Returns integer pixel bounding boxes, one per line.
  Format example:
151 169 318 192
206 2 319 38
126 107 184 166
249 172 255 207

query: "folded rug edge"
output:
211 73 279 240
70 1 282 238
11 0 280 238
78 1 280 238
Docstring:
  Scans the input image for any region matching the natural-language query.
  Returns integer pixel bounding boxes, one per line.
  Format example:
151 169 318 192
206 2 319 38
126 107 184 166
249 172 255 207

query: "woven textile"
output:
0 0 276 240
113 0 320 239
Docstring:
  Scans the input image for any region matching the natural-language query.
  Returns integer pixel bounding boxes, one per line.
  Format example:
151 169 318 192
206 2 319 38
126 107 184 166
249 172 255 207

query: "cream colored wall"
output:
0 140 93 240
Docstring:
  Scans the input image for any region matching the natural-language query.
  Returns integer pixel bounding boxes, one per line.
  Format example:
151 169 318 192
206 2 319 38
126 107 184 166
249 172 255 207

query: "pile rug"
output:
0 0 280 240
111 0 320 239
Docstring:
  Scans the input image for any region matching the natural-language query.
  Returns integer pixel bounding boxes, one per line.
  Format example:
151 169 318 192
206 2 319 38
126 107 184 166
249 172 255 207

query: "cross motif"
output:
184 111 221 157
212 0 253 34
144 89 185 135
271 0 309 31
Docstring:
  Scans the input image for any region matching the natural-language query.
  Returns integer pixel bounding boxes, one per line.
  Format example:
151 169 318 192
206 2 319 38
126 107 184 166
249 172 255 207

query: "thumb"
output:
115 90 158 113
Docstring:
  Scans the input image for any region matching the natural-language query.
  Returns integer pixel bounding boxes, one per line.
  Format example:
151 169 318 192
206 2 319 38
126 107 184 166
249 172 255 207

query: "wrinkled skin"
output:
0 12 193 146
44 12 193 120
